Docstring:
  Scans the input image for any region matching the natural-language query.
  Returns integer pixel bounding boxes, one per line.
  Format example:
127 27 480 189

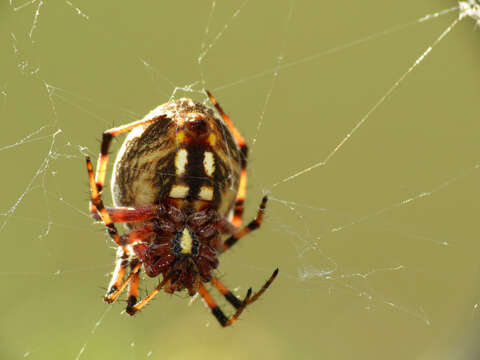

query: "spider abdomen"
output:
111 99 242 224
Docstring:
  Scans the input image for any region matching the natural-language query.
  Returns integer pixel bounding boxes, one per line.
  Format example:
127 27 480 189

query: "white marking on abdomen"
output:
203 151 215 177
169 184 189 198
198 185 213 201
174 148 188 175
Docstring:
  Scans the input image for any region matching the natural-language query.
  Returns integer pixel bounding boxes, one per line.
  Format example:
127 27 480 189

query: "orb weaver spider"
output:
85 90 278 327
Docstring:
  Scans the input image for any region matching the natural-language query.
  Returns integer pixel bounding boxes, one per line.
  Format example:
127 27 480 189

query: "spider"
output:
85 90 278 327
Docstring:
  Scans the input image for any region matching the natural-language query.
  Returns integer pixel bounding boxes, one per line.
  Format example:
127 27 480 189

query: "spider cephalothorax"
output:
85 90 277 327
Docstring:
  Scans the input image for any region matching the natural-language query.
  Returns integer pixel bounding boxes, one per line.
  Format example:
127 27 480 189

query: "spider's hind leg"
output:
221 195 268 252
205 89 248 228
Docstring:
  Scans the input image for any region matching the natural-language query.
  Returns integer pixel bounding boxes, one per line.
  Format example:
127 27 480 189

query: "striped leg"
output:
233 169 248 228
205 89 248 228
101 225 154 307
104 247 129 301
211 268 279 309
246 268 278 305
126 265 141 313
105 262 141 304
87 157 157 250
210 277 242 309
222 196 268 252
198 283 252 327
86 156 125 250
126 276 170 315
89 116 163 214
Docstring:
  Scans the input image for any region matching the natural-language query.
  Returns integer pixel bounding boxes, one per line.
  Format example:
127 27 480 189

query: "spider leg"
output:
245 268 278 306
103 224 154 305
126 264 141 313
92 205 161 223
105 262 141 304
205 89 248 228
86 156 126 250
221 195 268 252
210 277 243 309
198 283 252 327
119 223 154 244
216 215 238 235
87 157 157 251
90 115 164 215
126 276 169 315
211 268 279 310
105 247 129 301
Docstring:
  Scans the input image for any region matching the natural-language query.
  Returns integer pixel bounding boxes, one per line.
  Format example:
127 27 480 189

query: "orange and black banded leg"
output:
232 167 248 228
222 195 268 252
210 277 243 309
126 276 169 315
126 263 141 313
105 262 141 304
86 156 126 251
87 156 158 251
205 89 248 228
211 268 279 309
246 268 278 305
105 247 129 301
89 116 164 215
198 283 252 327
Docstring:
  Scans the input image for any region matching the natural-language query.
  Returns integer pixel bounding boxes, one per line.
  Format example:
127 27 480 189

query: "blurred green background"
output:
1 0 480 359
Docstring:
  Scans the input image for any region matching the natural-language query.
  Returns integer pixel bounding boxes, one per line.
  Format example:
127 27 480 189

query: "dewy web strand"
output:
272 9 466 188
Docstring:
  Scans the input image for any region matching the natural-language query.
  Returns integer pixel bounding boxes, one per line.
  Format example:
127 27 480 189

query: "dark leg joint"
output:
126 306 137 316
126 296 137 314
101 132 113 155
224 237 237 249
107 226 118 237
104 286 118 302
247 221 260 231
212 306 229 327
225 292 242 309
260 195 268 207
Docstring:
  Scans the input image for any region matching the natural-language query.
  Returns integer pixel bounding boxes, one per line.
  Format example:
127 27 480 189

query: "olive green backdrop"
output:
1 1 480 359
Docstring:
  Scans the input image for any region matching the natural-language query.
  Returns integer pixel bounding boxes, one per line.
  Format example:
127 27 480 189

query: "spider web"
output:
2 0 480 359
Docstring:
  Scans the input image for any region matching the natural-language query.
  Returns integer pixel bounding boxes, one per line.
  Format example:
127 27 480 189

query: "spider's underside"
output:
86 91 278 327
